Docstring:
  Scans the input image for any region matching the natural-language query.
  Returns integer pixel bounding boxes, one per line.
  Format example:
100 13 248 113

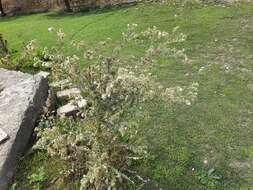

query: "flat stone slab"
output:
0 69 48 190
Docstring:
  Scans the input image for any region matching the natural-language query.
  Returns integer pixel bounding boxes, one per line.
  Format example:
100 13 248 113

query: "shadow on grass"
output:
0 2 137 23
44 2 137 19
0 9 57 22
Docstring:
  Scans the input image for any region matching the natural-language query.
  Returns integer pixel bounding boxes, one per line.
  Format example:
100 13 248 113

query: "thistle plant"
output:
0 34 8 55
33 25 198 189
0 34 11 67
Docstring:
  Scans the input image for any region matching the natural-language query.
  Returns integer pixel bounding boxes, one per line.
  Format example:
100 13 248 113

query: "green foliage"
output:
195 169 221 190
0 38 48 72
9 183 17 190
27 167 47 190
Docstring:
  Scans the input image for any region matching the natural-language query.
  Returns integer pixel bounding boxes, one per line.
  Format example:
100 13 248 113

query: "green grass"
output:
1 2 253 190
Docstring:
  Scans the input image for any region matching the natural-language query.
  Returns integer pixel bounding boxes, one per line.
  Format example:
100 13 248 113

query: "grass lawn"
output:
1 2 253 189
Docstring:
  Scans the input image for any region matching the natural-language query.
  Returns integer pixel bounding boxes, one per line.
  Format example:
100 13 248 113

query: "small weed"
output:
27 167 47 190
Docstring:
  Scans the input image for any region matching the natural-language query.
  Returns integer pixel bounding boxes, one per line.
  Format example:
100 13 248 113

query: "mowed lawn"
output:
1 2 253 189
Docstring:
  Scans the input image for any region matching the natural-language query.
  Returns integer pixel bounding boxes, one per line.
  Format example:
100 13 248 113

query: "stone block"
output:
56 88 81 101
0 69 48 190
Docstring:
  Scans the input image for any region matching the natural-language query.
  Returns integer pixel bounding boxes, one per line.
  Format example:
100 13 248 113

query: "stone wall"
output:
2 0 136 15
2 0 64 14
70 0 136 11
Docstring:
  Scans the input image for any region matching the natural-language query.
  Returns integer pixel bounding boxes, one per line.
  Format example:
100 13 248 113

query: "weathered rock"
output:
0 129 8 144
77 99 87 109
56 88 81 101
0 68 48 190
57 103 79 117
57 98 87 117
37 71 50 79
